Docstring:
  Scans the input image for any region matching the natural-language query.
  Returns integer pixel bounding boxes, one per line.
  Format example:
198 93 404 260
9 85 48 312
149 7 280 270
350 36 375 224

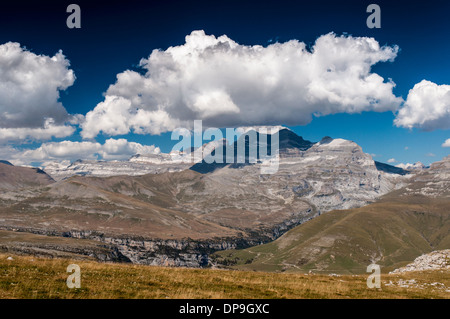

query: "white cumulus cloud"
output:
0 42 76 142
82 95 180 139
0 119 75 142
395 80 450 130
81 30 402 138
443 139 450 147
387 158 396 163
100 138 160 160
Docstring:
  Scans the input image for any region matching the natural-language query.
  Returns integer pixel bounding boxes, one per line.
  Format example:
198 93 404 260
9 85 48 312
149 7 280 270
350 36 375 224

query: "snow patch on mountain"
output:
43 157 192 181
396 162 427 171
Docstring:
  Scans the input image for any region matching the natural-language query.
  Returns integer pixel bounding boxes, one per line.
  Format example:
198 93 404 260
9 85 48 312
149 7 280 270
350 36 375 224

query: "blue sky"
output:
0 0 449 166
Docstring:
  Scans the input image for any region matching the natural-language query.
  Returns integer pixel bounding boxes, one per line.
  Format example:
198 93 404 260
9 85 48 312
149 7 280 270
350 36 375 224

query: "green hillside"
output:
213 195 450 274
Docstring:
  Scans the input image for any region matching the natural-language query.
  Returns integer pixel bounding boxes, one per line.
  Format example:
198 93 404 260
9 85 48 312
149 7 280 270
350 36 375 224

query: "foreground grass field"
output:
0 253 448 299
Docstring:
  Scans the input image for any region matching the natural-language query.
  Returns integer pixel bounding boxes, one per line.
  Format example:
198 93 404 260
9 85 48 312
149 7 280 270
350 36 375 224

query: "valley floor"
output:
0 253 448 299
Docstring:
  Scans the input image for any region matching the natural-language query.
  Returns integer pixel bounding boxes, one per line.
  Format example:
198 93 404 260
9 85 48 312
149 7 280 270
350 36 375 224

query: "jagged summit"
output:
190 128 315 173
278 128 314 151
375 161 409 175
319 136 333 144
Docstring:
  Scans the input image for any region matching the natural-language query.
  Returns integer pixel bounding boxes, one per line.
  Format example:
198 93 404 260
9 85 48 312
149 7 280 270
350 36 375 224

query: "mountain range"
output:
0 129 448 271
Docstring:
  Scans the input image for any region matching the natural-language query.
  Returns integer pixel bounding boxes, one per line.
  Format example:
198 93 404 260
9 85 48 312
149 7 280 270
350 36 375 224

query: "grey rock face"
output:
187 136 398 216
397 155 450 198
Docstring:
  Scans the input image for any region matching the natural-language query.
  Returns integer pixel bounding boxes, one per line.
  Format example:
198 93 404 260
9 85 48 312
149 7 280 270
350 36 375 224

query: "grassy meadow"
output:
0 253 448 299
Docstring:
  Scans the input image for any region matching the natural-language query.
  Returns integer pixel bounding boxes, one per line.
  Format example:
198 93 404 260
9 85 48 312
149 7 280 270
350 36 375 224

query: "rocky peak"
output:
429 155 450 172
374 161 408 175
278 129 314 151
318 136 333 145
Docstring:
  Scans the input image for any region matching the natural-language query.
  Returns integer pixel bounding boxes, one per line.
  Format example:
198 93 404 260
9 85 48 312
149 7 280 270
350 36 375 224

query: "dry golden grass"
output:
0 253 448 299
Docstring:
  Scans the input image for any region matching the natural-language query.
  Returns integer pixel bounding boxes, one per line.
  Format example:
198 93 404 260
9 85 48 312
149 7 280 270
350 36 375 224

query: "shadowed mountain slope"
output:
0 162 54 190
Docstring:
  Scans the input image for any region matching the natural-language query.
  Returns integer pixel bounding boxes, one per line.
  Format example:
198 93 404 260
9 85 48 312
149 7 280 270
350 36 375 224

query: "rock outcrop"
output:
390 250 450 273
